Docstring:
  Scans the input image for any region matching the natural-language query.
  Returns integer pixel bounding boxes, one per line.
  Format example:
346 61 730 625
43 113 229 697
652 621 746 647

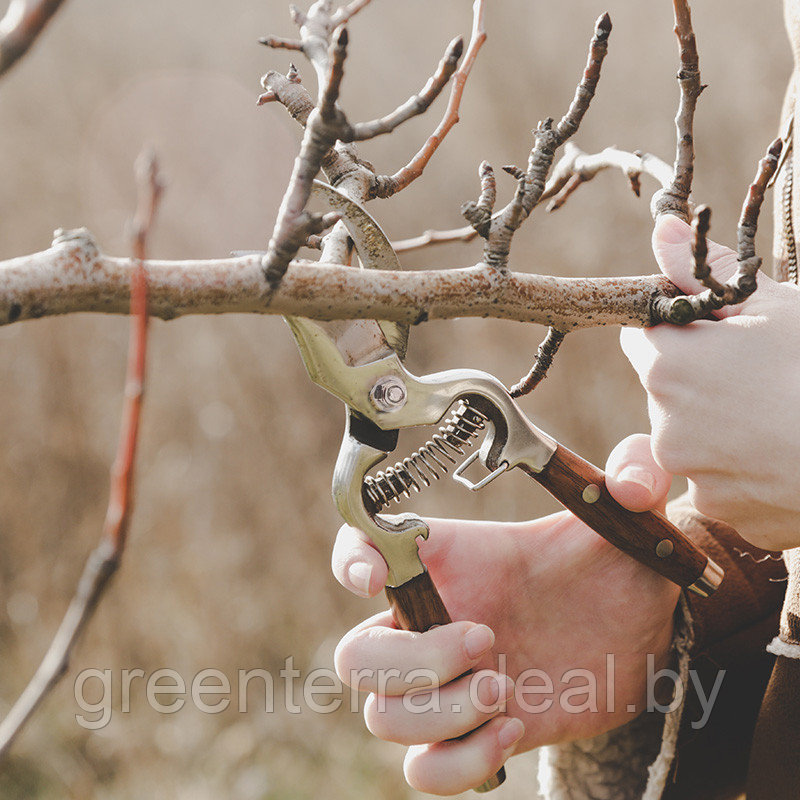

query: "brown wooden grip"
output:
525 443 715 591
385 571 506 792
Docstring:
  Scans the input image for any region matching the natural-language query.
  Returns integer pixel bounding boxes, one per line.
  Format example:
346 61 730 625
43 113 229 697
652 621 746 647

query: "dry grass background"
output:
0 0 790 798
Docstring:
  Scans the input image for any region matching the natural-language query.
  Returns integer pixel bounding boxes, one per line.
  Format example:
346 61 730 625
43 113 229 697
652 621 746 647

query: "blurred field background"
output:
0 0 790 798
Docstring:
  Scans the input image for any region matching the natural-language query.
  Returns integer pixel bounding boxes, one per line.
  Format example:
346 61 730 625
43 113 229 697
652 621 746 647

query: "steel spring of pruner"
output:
362 401 489 511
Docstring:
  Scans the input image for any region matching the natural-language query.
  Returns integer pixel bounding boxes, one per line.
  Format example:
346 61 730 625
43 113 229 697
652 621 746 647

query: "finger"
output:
605 433 671 513
403 716 525 795
652 214 778 317
335 615 496 694
364 670 514 745
331 524 389 598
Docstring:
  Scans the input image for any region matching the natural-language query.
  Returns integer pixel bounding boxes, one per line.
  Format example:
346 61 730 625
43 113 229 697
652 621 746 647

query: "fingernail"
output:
617 466 656 494
498 717 525 752
347 562 373 597
477 674 515 707
464 624 495 660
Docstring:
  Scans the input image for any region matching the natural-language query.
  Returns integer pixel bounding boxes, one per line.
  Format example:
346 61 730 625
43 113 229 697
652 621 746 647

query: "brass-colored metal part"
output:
475 768 506 792
686 558 724 598
582 483 601 504
655 538 675 558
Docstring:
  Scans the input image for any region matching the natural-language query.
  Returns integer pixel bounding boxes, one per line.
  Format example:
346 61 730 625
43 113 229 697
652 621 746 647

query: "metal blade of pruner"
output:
284 180 407 383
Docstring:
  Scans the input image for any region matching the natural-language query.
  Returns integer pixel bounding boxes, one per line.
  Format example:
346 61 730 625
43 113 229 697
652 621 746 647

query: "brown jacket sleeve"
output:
661 496 786 800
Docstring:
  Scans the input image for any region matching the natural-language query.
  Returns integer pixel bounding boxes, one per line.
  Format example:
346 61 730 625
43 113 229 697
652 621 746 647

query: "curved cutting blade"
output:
310 181 409 360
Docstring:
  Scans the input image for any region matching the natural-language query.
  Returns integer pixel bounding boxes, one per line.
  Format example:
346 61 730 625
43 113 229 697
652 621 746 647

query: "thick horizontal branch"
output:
0 230 678 330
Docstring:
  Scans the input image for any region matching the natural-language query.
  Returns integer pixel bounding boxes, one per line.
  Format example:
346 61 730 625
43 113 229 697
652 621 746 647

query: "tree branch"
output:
0 153 163 761
652 138 782 323
651 0 704 220
0 229 681 330
391 225 478 253
0 0 67 75
465 12 612 271
372 0 487 198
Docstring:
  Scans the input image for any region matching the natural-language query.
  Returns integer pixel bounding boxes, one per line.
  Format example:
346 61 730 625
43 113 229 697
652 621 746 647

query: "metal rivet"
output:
582 483 601 504
369 376 407 412
656 539 674 558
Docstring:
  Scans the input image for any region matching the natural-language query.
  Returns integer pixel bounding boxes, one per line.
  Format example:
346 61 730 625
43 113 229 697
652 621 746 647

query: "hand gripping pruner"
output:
286 182 724 793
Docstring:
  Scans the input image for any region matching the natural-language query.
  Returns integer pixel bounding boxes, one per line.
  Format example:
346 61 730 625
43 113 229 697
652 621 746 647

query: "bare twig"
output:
331 0 373 26
467 13 612 271
372 0 487 198
262 19 463 287
460 160 496 237
652 138 782 323
689 204 726 295
259 34 304 52
392 225 478 253
0 230 683 329
651 0 704 220
509 327 567 398
541 144 673 212
0 153 162 760
0 0 67 76
349 35 463 141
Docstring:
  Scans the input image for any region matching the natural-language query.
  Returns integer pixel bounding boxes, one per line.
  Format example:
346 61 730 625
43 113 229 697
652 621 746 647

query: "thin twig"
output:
0 153 163 760
392 225 478 253
690 204 726 295
373 0 487 198
0 0 68 76
652 138 782 323
262 17 463 287
509 328 567 398
652 0 704 220
259 35 304 52
331 0 373 26
467 13 611 271
541 144 673 212
350 36 463 141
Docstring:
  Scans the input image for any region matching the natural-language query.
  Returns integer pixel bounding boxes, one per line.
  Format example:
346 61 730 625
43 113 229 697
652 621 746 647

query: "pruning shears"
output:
286 182 723 792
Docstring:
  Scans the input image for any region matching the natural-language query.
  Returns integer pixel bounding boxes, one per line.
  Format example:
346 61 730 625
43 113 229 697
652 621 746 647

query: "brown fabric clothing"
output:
663 501 785 799
540 498 785 800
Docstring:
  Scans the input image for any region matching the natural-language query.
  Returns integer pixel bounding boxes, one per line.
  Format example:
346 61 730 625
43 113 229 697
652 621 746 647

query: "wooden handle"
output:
525 443 722 596
386 570 506 793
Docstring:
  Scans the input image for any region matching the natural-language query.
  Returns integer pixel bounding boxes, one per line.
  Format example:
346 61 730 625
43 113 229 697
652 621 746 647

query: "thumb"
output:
652 213 778 317
605 433 671 514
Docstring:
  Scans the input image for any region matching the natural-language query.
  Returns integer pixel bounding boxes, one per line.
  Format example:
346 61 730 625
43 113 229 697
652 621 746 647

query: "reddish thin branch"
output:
0 0 67 75
0 152 163 761
372 0 487 198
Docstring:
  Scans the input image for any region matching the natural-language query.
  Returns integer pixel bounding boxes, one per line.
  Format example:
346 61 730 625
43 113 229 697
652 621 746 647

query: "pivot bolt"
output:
370 376 407 412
